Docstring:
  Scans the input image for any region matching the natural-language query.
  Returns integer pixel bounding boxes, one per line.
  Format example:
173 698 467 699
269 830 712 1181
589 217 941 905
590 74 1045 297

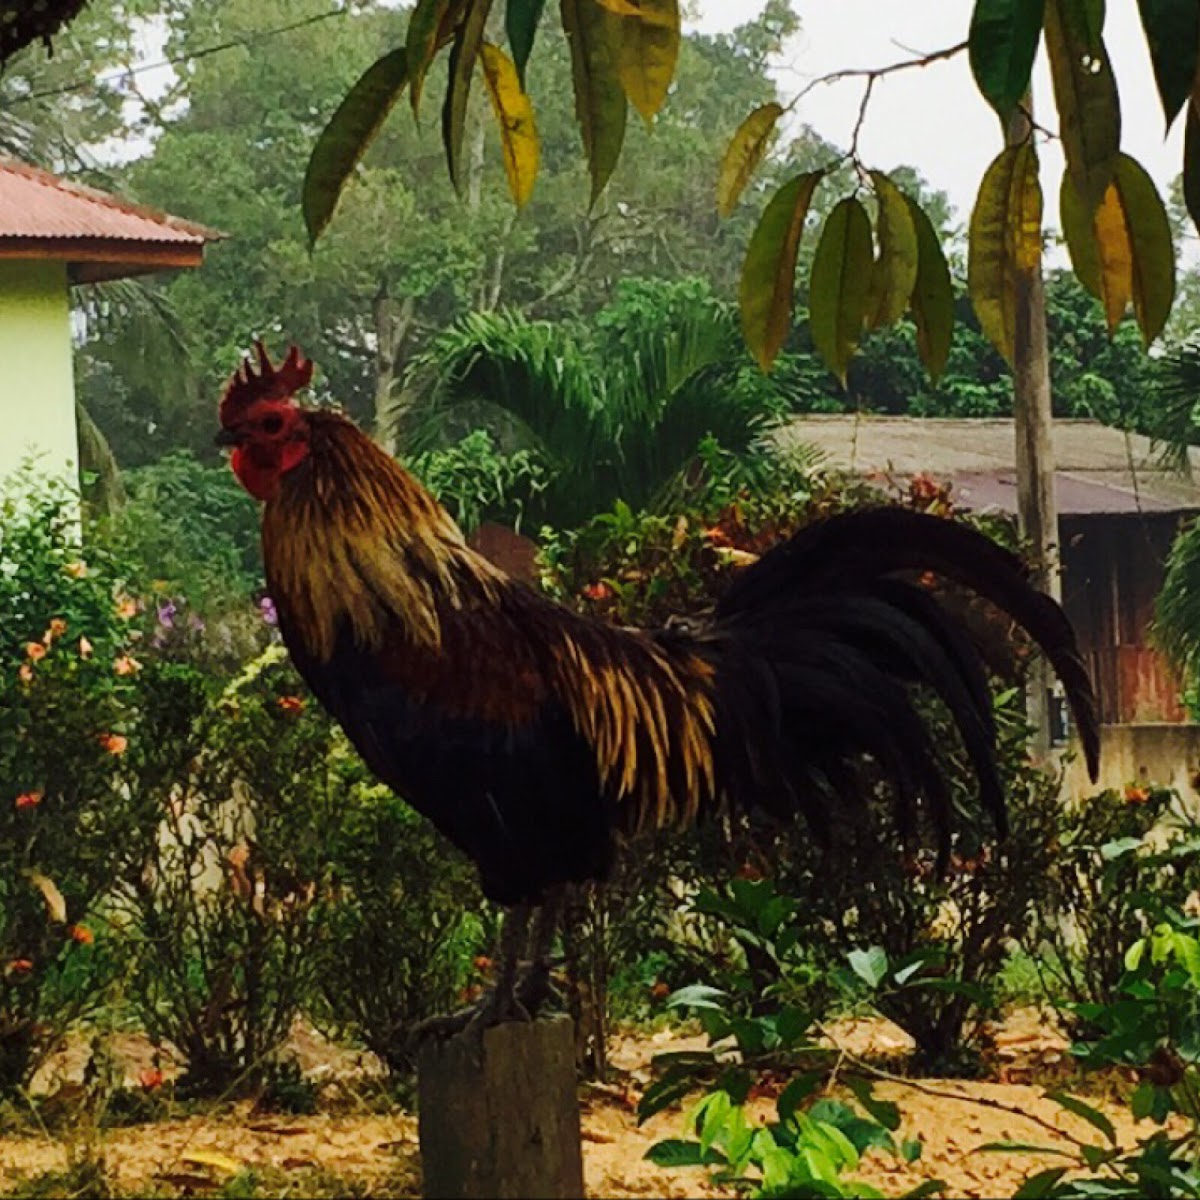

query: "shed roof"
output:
0 157 222 283
779 415 1200 517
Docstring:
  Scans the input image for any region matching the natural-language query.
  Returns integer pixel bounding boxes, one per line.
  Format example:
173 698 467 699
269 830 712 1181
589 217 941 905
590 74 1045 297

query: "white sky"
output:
685 0 1184 240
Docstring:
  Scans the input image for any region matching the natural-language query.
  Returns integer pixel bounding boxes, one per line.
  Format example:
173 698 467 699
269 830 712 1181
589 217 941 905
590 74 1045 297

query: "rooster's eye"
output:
261 415 284 435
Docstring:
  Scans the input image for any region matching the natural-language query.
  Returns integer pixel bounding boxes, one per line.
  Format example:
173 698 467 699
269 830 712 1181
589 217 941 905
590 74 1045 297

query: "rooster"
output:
216 342 1099 1034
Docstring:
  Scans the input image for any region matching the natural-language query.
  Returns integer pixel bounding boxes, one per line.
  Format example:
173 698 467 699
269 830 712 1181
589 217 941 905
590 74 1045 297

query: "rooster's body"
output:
217 344 1099 1028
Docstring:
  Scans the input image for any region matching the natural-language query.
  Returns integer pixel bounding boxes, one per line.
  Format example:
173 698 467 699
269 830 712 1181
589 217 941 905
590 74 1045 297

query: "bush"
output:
0 474 151 1094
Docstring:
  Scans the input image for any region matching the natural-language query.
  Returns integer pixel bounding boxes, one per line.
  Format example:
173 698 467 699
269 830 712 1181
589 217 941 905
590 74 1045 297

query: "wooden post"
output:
1007 98 1061 763
417 1016 585 1199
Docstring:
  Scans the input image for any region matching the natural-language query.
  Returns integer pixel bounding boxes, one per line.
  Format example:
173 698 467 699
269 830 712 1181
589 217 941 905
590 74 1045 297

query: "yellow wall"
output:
0 259 77 487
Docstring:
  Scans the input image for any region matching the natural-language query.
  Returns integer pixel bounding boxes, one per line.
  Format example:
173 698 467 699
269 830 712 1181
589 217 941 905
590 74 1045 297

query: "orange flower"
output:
69 925 94 946
473 955 494 974
114 598 138 620
14 791 43 810
582 582 612 602
98 733 127 756
24 642 46 662
64 561 88 580
277 695 305 714
650 981 671 1000
45 618 67 642
78 636 93 659
18 663 33 684
6 959 33 975
137 1067 164 1092
1125 785 1151 806
113 656 142 677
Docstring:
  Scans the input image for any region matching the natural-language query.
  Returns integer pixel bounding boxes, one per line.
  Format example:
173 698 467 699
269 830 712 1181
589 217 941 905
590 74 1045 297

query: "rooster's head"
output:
216 341 314 501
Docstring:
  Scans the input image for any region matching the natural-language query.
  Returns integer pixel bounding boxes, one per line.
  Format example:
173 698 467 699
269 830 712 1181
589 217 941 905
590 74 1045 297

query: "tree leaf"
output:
809 197 874 385
1136 0 1199 128
846 945 889 989
1061 171 1131 332
1186 101 1200 237
904 194 955 381
969 0 1046 121
480 42 540 206
644 1139 725 1167
739 170 824 371
1046 1090 1117 1144
608 0 680 123
26 870 66 923
1044 0 1120 207
968 143 1042 364
561 0 628 205
408 0 457 116
506 0 546 87
717 102 784 218
865 171 919 329
1113 153 1176 346
442 0 494 193
1013 1168 1071 1199
302 48 410 248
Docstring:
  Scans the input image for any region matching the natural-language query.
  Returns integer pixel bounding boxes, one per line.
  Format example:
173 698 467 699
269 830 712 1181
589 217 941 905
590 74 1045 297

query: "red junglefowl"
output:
216 342 1100 1035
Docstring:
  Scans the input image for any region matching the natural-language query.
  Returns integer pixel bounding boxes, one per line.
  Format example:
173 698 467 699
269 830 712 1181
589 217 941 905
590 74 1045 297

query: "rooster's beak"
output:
214 428 241 447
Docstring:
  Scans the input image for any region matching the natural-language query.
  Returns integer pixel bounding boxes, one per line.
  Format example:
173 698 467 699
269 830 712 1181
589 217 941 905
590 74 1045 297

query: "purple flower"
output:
259 596 278 626
157 601 177 628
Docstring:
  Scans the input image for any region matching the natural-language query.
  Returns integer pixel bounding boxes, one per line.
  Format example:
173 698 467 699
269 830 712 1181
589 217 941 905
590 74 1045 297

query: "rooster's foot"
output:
412 987 531 1044
515 962 563 1018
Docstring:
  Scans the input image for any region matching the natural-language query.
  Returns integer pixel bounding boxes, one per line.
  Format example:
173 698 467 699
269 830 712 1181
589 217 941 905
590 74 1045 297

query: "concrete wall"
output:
1062 723 1200 804
0 259 77 487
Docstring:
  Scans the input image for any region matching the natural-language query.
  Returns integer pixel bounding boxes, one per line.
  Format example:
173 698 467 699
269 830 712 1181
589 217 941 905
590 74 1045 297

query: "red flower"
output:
137 1067 164 1091
98 733 127 756
473 955 494 974
582 582 613 602
69 925 94 946
277 696 306 715
14 791 43 810
1125 785 1151 806
6 959 33 975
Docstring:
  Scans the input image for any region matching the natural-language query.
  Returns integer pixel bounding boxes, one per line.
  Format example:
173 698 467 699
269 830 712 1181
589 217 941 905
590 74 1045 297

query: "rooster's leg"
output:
412 905 532 1042
516 885 566 1017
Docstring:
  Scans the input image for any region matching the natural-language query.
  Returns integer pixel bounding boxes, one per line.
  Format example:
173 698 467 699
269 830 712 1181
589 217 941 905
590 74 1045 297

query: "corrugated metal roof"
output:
778 415 1200 517
0 157 221 245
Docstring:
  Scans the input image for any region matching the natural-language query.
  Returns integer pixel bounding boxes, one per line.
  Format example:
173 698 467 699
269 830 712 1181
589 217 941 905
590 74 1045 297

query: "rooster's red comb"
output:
219 341 314 426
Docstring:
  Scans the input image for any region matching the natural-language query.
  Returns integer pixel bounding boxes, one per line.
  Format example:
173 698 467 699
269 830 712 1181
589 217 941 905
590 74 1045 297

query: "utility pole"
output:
1007 98 1060 762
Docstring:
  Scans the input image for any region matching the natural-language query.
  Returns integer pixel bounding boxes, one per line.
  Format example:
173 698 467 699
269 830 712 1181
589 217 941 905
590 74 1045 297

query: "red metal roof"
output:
0 157 222 282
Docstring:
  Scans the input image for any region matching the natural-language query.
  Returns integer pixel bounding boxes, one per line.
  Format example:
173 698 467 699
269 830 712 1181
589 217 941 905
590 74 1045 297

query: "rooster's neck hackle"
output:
262 410 503 661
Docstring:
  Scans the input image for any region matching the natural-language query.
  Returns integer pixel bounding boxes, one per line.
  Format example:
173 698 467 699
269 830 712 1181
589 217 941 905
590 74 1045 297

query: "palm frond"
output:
1148 340 1200 474
1154 517 1200 686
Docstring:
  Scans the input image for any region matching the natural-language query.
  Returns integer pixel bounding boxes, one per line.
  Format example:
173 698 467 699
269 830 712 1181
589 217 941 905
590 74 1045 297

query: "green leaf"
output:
644 1139 725 1167
968 142 1042 364
846 1076 901 1131
637 1065 697 1123
846 945 889 989
903 1183 950 1200
1046 1090 1117 1144
904 195 954 381
442 0 494 193
739 170 824 371
562 0 628 205
506 0 546 87
717 102 785 218
1184 102 1200 237
809 197 874 385
1114 153 1176 346
1013 1167 1070 1199
607 0 680 123
1045 0 1120 207
1125 939 1147 971
777 1072 822 1123
865 171 919 328
901 1137 923 1163
969 0 1046 121
666 983 727 1011
302 48 411 248
1136 0 1199 128
480 42 540 207
408 0 458 115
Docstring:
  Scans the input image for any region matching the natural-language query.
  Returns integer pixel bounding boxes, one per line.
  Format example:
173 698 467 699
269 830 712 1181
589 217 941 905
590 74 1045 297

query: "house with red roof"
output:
0 157 220 484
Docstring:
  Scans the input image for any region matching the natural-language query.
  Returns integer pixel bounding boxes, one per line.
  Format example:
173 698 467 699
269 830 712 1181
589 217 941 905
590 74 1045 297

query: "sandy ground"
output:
0 1010 1156 1199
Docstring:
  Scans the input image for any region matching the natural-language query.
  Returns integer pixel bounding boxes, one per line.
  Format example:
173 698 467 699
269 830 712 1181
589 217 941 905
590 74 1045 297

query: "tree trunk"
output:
1006 99 1061 763
371 288 416 437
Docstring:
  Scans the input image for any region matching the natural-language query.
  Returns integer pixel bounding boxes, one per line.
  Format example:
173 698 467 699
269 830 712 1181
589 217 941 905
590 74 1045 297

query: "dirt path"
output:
0 1011 1153 1199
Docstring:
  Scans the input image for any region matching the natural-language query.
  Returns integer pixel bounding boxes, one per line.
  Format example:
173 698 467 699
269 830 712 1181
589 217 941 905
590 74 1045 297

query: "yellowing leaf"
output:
607 0 680 123
593 0 674 21
865 172 919 329
968 143 1042 364
1061 154 1175 343
26 870 66 923
1045 0 1120 207
562 0 627 205
717 103 784 219
480 43 540 206
442 0 494 193
809 196 875 385
181 1152 242 1176
905 194 955 381
739 171 824 372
